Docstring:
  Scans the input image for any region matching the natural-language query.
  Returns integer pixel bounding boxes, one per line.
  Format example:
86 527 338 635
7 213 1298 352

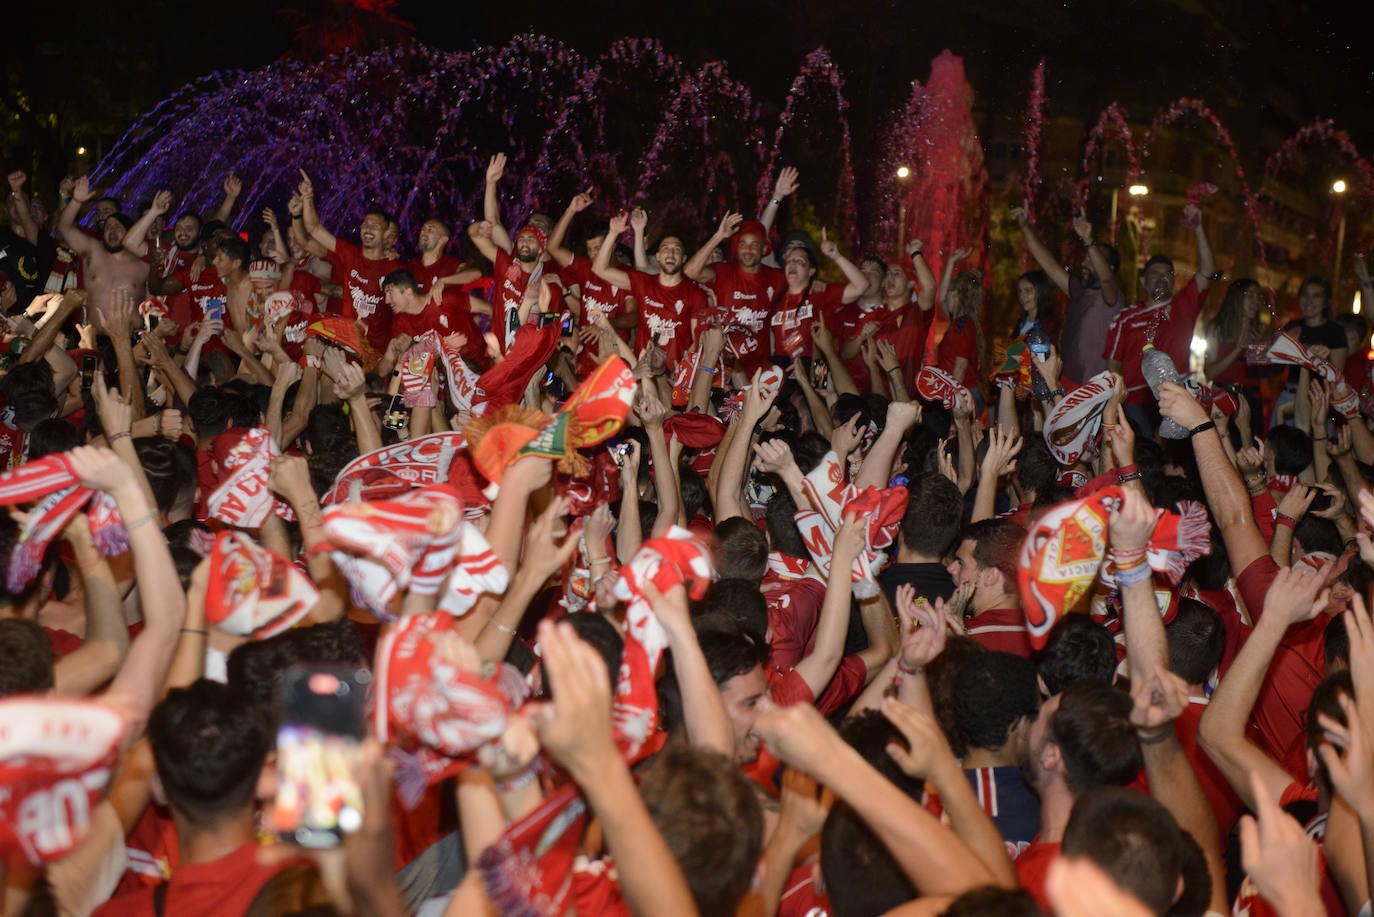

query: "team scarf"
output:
438 332 483 414
794 450 908 598
206 426 294 528
204 531 318 639
915 365 971 410
1265 331 1340 383
1043 371 1116 466
610 527 714 762
719 365 784 425
1018 486 1210 649
477 782 589 917
373 610 527 804
0 453 128 592
466 356 635 491
992 340 1033 400
0 698 126 866
324 431 489 516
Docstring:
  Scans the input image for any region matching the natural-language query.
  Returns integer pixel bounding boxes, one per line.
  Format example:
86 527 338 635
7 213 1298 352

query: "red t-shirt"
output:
1103 277 1206 404
1174 698 1245 841
152 243 201 347
1235 554 1328 780
706 262 784 372
564 254 633 328
94 843 308 916
936 315 980 386
965 607 1033 659
1230 781 1344 917
761 566 826 672
767 654 868 715
628 269 706 367
327 239 400 355
770 283 846 360
174 264 225 320
0 399 26 471
1014 840 1061 913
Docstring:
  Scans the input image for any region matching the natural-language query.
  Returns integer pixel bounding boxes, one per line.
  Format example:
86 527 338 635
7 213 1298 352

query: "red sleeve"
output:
290 270 321 299
812 654 868 715
1175 276 1206 329
1103 312 1126 362
627 269 650 304
1235 554 1280 621
767 667 815 708
706 262 737 301
1251 490 1278 543
327 238 359 273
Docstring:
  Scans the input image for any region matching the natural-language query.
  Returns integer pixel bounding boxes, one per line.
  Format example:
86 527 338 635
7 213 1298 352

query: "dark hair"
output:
0 619 56 697
954 652 1041 751
1143 254 1174 274
1293 515 1342 558
218 235 251 271
698 625 769 689
943 887 1048 917
1307 670 1352 792
225 621 365 728
841 710 923 798
187 387 235 438
1014 269 1055 328
640 744 763 916
147 679 272 827
11 390 58 431
1301 276 1333 316
1166 599 1226 686
381 269 420 294
831 393 872 435
794 431 831 474
925 635 987 757
563 613 624 696
963 518 1027 588
1062 788 1183 915
1326 613 1350 671
26 418 82 459
765 490 808 560
134 436 194 514
679 467 709 521
712 517 768 584
899 472 963 559
363 206 394 225
1039 614 1118 695
821 802 915 917
1016 439 1060 500
1207 278 1265 345
693 579 768 641
1267 426 1312 475
1049 680 1142 794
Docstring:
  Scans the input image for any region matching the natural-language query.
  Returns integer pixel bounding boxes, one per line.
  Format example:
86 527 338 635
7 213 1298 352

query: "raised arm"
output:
121 190 172 258
711 369 777 522
482 153 513 254
939 247 973 313
1072 209 1120 305
685 212 741 284
297 169 337 253
547 189 593 268
56 177 97 259
855 400 920 491
6 171 39 245
629 207 651 272
1187 203 1218 294
68 447 186 741
210 171 242 225
650 583 734 757
793 516 865 696
1012 207 1069 294
907 239 937 312
759 167 800 240
17 291 85 365
1198 565 1330 809
52 520 130 697
820 229 868 303
591 211 634 290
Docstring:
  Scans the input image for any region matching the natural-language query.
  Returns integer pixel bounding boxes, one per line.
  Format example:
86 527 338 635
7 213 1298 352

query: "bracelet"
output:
1111 547 1148 563
1274 512 1297 529
1117 471 1143 483
1313 435 1328 441
1049 388 1065 399
1113 555 1149 572
492 622 516 636
1188 420 1216 438
696 364 718 376
886 367 901 376
108 431 131 444
495 770 538 794
1137 727 1173 745
180 627 208 636
1115 462 1139 476
770 197 782 206
895 660 924 677
1115 562 1153 587
588 557 610 568
123 511 157 533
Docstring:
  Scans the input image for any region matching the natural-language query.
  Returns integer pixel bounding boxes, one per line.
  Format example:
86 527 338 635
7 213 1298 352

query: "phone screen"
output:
272 665 369 847
81 355 97 391
204 297 225 323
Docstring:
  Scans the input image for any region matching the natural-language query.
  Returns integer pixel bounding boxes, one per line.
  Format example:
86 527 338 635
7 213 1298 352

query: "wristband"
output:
107 431 131 444
1115 562 1153 587
696 364 718 376
770 197 782 206
1117 471 1143 483
1274 512 1297 530
495 770 538 794
1188 420 1216 437
1049 388 1065 399
124 510 157 533
1137 727 1173 745
1312 435 1328 441
896 660 924 677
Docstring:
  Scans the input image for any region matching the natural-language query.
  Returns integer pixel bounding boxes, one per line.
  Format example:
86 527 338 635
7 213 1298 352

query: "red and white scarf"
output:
794 451 908 598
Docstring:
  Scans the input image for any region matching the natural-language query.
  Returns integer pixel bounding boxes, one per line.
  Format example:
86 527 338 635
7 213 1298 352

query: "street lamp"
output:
76 147 87 157
1333 179 1349 284
896 166 911 252
1128 184 1149 197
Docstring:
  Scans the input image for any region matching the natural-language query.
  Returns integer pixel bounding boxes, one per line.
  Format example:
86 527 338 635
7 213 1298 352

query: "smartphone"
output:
272 664 370 848
608 439 632 466
81 355 97 391
204 297 225 323
382 394 406 432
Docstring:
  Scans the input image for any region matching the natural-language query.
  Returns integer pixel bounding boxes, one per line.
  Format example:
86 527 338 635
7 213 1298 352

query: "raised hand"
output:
606 211 629 237
569 187 595 213
886 399 921 434
1275 481 1315 522
979 425 1023 479
485 153 507 184
752 438 797 476
828 413 863 460
905 238 925 258
717 211 743 239
1009 206 1029 227
222 171 242 198
881 697 956 781
629 207 648 234
92 373 132 437
832 512 867 565
72 176 96 204
8 171 26 193
521 497 582 586
332 361 366 401
1239 772 1323 916
297 169 314 200
1108 486 1158 554
772 166 801 200
150 189 173 216
895 583 947 670
950 246 973 263
1157 381 1210 430
1261 564 1330 629
268 454 315 503
1317 693 1374 818
819 227 838 259
584 502 616 549
1128 664 1188 737
527 618 616 779
65 445 134 494
1071 210 1093 243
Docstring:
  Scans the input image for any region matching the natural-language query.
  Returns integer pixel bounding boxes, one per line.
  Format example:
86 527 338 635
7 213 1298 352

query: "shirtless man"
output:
57 177 148 324
211 236 255 332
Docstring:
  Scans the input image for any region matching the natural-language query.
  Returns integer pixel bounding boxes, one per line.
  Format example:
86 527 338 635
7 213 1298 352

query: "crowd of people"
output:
2 151 1374 917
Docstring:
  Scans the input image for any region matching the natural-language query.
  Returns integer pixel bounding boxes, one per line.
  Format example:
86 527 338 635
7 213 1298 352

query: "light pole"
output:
896 165 910 254
1333 179 1348 286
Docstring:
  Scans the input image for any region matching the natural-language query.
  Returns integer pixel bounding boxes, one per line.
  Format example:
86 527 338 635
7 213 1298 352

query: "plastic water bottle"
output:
1140 344 1189 439
1027 327 1052 401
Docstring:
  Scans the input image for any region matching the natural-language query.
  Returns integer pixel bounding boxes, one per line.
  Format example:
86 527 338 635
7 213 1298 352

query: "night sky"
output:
4 0 1373 179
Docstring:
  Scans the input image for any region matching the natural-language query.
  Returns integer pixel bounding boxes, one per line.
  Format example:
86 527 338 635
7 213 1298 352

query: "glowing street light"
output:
896 165 911 180
76 147 87 156
1333 179 1348 194
1128 184 1150 197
